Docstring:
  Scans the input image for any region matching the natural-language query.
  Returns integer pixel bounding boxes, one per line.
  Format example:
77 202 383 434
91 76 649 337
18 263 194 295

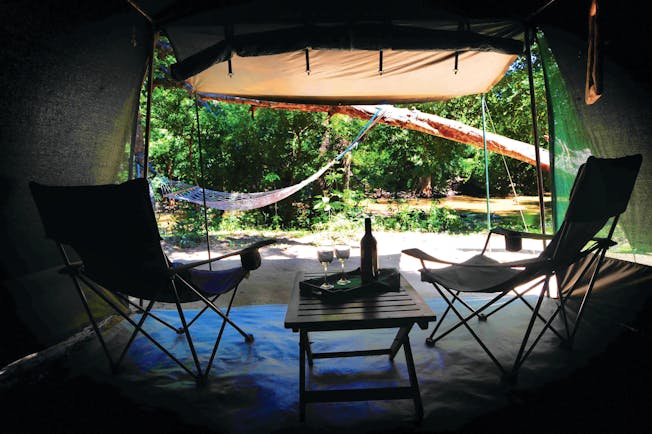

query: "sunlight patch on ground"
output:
367 195 552 216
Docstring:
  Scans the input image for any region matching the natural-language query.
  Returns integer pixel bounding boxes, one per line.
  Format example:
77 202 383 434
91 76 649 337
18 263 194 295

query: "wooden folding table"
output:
284 272 436 422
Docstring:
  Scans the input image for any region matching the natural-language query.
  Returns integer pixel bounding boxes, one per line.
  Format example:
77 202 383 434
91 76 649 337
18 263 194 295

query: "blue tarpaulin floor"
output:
3 280 652 433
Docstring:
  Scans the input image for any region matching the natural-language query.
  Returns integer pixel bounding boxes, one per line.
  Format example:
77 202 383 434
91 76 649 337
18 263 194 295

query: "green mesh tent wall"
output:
539 27 651 254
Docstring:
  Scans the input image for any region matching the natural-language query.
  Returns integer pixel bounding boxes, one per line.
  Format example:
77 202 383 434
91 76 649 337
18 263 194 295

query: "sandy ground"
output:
163 230 554 308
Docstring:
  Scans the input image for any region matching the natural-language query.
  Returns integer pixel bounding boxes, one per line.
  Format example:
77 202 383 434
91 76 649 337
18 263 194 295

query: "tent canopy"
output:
145 0 526 103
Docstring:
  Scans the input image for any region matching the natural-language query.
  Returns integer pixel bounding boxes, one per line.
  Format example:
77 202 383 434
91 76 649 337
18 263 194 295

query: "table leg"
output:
389 324 413 361
304 331 314 366
403 334 424 423
299 330 307 421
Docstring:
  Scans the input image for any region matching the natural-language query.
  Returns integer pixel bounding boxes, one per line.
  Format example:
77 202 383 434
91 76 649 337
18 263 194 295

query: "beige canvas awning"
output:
188 49 518 104
161 0 525 104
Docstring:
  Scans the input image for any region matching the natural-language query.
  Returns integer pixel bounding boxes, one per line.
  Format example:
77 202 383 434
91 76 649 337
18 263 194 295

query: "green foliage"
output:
312 188 365 225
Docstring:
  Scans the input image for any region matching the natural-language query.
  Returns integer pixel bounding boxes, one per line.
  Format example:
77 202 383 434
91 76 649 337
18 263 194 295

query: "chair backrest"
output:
543 154 642 267
30 178 171 299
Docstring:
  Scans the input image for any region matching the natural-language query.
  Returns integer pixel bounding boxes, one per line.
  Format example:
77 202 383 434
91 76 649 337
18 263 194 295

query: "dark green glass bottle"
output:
360 217 378 282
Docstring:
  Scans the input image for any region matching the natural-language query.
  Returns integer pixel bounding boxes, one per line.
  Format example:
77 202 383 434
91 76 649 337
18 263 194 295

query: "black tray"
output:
300 268 400 298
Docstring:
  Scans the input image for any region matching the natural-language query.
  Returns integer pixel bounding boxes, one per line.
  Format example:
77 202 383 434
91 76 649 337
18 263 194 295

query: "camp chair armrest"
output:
482 227 555 253
58 261 83 276
168 239 275 276
402 248 548 268
592 237 617 248
490 227 555 241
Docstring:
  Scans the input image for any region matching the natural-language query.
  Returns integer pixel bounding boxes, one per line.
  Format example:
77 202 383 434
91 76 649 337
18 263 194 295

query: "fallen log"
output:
197 95 549 171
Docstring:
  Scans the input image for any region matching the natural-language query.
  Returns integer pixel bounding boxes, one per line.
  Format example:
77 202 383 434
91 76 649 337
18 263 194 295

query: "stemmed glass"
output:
317 245 334 289
335 245 351 285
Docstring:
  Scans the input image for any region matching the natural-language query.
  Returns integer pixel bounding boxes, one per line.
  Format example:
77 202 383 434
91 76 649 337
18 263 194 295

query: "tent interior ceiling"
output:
128 0 652 102
133 0 533 103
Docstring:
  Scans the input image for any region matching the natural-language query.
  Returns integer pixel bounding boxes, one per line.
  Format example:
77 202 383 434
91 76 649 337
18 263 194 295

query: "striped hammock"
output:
160 159 337 211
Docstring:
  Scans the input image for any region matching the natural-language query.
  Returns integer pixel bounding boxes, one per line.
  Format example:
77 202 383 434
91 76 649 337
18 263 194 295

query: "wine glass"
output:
335 245 351 285
317 245 334 289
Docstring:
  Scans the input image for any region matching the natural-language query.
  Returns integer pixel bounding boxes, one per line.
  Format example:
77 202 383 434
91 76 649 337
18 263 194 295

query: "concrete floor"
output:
3 232 652 433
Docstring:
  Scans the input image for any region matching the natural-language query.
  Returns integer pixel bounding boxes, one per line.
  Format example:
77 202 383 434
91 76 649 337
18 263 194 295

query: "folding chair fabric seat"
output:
180 266 248 296
420 254 530 293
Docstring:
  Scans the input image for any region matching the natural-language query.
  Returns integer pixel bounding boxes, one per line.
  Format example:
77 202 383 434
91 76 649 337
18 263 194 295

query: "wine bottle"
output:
360 217 378 283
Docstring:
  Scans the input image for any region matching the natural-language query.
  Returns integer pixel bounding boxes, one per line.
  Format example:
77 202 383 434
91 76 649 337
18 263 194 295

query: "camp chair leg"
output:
449 290 482 315
171 279 204 381
115 299 156 370
176 274 253 342
204 317 228 378
203 284 252 377
436 286 507 376
57 246 117 372
479 290 520 320
118 294 180 333
548 249 603 347
470 275 566 343
426 289 458 345
428 288 510 347
519 296 568 364
512 287 566 342
70 273 117 372
554 280 572 346
77 274 200 380
482 276 545 319
223 284 254 343
509 277 549 380
180 294 220 334
569 246 610 346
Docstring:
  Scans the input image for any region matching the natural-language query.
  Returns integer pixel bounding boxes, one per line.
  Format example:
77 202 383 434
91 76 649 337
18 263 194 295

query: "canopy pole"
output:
128 110 138 180
143 30 158 178
525 28 547 236
481 94 491 232
194 94 213 270
127 0 154 22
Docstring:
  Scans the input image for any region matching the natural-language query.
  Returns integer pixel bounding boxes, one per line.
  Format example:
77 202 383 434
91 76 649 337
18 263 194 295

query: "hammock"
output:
160 108 384 211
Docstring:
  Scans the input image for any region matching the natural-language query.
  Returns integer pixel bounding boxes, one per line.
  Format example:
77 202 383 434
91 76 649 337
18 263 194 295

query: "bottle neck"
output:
364 218 372 234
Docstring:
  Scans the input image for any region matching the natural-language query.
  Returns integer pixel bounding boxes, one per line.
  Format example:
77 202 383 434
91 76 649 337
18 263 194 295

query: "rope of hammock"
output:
160 107 385 211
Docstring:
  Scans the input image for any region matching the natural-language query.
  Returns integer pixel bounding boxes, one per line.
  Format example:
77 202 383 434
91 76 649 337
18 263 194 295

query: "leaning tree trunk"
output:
198 95 550 171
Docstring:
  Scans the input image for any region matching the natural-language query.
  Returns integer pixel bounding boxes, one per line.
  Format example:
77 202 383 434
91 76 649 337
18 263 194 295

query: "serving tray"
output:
299 268 400 298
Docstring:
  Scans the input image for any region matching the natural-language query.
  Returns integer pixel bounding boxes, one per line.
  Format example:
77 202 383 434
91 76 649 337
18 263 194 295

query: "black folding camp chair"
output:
29 178 274 383
403 155 642 381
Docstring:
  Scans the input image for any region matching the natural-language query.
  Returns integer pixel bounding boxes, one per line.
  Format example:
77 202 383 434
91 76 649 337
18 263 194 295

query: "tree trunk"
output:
343 152 352 190
416 175 432 197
